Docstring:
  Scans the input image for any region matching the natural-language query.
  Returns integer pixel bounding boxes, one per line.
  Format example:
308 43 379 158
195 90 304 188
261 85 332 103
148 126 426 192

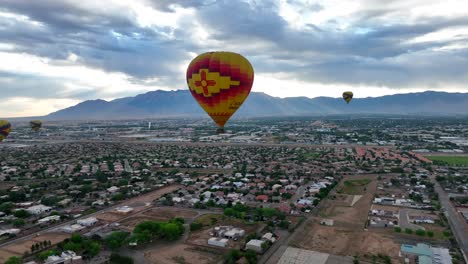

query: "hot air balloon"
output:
342 91 353 104
30 120 42 131
0 120 11 142
186 51 254 133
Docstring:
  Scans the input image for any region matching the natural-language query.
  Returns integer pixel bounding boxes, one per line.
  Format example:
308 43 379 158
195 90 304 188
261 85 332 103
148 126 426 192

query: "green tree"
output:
109 253 134 264
427 231 434 237
224 249 242 264
278 220 290 229
13 210 30 218
70 233 83 244
13 219 25 227
64 242 81 252
41 196 60 206
85 241 101 257
224 208 236 217
105 231 130 250
5 256 22 264
38 250 59 261
0 202 13 214
415 229 426 236
161 223 183 241
190 222 203 231
244 250 257 264
394 227 401 233
404 228 413 234
111 193 125 201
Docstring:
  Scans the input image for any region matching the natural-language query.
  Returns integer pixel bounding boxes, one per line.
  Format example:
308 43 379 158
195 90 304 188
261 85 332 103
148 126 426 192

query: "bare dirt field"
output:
291 175 402 263
142 207 199 221
319 175 377 228
0 232 69 263
144 243 223 264
96 212 126 222
292 223 401 263
126 185 182 205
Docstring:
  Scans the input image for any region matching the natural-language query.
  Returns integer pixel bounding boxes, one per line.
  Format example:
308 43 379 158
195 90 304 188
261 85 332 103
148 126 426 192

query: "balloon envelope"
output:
186 51 254 129
342 91 353 104
30 120 42 131
0 120 11 142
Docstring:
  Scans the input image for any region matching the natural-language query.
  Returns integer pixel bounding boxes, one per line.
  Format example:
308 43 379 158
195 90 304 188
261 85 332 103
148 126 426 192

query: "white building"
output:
262 233 276 243
26 205 52 215
61 224 85 233
38 215 61 225
107 186 120 193
246 239 264 253
77 217 98 227
224 228 245 239
0 229 20 236
208 237 228 248
45 250 82 264
115 206 133 214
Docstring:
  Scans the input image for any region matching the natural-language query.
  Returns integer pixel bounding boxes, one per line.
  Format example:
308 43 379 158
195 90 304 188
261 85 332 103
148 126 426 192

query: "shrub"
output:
415 229 426 236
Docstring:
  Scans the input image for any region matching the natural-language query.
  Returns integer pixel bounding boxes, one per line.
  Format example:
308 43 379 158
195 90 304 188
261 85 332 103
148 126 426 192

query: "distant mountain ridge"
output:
43 90 468 120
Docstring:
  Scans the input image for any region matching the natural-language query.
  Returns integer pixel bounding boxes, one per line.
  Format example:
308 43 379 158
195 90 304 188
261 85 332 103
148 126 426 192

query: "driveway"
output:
398 209 424 231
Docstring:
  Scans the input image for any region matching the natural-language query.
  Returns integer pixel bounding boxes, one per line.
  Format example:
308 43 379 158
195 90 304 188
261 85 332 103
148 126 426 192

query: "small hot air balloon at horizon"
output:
30 120 42 131
186 51 254 133
0 120 11 142
342 91 353 104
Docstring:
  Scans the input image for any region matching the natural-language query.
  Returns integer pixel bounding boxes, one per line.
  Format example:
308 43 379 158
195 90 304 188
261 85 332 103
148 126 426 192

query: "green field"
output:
426 156 468 166
339 179 371 194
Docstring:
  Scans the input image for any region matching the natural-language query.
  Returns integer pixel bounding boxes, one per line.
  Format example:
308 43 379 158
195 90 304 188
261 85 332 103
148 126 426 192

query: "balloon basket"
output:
216 128 225 134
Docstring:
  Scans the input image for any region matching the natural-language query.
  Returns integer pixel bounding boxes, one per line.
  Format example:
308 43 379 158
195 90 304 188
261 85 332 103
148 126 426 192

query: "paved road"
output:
398 209 424 231
433 181 468 262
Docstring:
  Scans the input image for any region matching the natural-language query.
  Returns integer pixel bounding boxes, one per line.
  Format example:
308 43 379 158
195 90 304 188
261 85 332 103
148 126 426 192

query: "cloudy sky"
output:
1 0 468 117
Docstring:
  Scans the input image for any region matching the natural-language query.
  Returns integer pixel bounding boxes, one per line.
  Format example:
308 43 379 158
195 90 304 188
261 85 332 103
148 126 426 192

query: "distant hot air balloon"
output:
342 91 353 104
186 51 254 133
0 120 11 142
30 120 42 131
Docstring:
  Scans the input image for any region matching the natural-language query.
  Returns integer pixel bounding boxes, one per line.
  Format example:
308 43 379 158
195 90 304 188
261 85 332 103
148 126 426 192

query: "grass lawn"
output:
193 214 226 226
339 179 371 194
425 156 468 166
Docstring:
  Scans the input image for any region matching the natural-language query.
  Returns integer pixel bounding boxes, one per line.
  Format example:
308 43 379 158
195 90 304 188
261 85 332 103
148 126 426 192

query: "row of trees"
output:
31 240 52 253
105 218 185 250
223 203 285 222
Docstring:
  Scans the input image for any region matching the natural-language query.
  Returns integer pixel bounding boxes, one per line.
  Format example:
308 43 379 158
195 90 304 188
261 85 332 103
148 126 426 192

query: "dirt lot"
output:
142 207 199 221
96 212 127 222
0 232 69 263
292 223 400 260
144 243 223 264
124 185 182 205
292 175 402 263
319 175 377 228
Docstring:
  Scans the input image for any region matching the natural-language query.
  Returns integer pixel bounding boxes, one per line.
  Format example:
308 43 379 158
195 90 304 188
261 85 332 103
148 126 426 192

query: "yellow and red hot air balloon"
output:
0 120 11 142
186 51 254 133
342 91 353 104
30 120 42 132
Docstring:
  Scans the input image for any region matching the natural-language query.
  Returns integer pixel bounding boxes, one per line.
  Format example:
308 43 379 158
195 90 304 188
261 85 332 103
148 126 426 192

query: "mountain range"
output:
43 90 468 120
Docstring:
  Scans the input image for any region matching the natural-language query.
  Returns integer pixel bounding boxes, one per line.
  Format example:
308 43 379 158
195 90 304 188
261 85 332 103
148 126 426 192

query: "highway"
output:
433 180 468 263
